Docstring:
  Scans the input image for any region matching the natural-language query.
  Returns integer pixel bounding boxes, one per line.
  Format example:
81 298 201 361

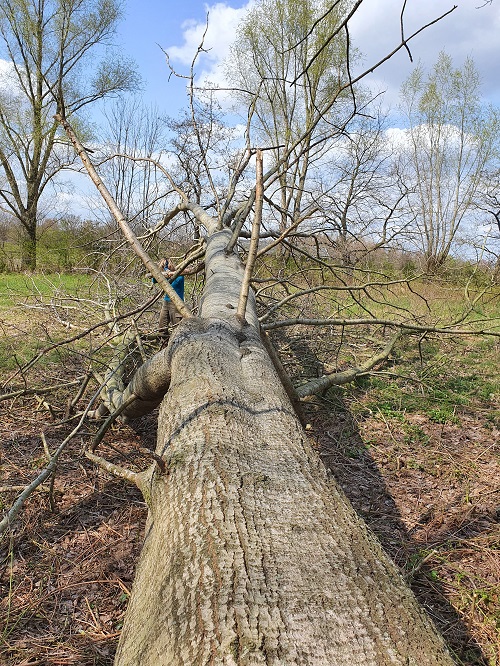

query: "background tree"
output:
315 109 411 267
228 0 355 255
0 0 137 270
399 52 499 273
165 91 239 239
97 97 168 233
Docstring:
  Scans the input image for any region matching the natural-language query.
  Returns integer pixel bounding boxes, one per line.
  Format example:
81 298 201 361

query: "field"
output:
0 271 499 665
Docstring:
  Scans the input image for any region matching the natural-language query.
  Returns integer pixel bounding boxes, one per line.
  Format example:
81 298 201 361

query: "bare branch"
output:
56 113 191 319
0 406 93 535
296 333 401 397
0 379 82 403
292 4 457 85
85 451 152 492
237 149 263 322
262 317 500 337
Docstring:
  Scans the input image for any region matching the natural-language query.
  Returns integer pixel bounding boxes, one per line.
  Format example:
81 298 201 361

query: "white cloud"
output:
385 127 410 149
0 58 20 93
166 2 254 88
348 0 500 109
164 0 500 117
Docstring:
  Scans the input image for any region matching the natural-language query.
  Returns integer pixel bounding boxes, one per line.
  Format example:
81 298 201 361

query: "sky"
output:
112 0 500 118
2 0 499 220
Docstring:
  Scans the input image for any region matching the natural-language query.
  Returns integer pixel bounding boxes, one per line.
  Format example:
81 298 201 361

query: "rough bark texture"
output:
114 230 454 665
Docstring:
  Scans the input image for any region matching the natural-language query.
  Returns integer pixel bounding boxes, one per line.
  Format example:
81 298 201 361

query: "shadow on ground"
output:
306 395 492 666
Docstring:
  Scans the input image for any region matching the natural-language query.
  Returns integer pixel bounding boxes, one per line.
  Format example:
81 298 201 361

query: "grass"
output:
363 337 500 423
278 267 499 664
0 273 93 307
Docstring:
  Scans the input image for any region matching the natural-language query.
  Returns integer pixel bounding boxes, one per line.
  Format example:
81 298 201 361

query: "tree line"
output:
0 1 498 275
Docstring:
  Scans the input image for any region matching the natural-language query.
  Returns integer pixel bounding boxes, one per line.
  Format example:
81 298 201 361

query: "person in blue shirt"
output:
153 256 202 336
156 257 185 335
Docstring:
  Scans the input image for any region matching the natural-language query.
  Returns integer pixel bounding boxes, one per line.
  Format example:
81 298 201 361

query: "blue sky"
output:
2 0 497 217
113 0 248 116
53 0 500 217
112 0 500 118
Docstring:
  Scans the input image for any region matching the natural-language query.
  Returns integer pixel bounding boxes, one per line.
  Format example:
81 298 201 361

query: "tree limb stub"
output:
85 451 153 494
90 345 173 424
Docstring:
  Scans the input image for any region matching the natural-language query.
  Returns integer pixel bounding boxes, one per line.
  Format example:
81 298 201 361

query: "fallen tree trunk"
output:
114 229 454 665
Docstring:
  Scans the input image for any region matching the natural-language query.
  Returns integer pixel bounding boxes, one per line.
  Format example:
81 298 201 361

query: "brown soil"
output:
309 399 500 666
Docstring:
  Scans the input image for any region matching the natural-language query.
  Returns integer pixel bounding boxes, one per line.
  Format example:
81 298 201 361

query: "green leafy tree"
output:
400 52 499 272
0 0 138 270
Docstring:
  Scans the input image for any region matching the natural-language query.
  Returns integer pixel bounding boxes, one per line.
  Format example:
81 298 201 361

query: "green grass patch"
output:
357 333 499 429
0 273 92 307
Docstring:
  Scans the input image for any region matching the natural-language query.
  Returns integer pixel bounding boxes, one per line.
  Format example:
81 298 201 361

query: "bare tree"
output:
97 97 169 235
313 108 411 266
0 0 138 269
399 52 500 273
228 0 355 255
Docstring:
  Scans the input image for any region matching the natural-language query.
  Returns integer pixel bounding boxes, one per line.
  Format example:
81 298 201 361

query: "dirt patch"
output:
0 394 154 665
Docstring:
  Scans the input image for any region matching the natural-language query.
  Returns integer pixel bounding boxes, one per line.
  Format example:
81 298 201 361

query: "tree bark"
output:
114 229 454 665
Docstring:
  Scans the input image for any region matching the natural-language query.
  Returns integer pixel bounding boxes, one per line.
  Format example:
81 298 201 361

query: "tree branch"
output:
296 333 401 397
262 317 500 337
237 149 263 322
56 113 191 319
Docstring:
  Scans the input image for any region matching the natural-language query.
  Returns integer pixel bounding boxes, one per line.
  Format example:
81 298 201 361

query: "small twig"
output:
85 451 147 489
133 322 148 363
67 372 92 417
36 396 57 420
91 393 138 452
0 379 81 403
85 595 101 630
41 433 57 513
406 549 439 579
138 447 167 474
400 0 413 62
0 485 51 493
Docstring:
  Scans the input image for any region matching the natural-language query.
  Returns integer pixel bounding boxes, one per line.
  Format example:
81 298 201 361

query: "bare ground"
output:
310 402 500 666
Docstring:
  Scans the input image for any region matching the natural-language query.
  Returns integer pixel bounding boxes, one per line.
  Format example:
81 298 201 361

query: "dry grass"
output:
293 331 500 666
